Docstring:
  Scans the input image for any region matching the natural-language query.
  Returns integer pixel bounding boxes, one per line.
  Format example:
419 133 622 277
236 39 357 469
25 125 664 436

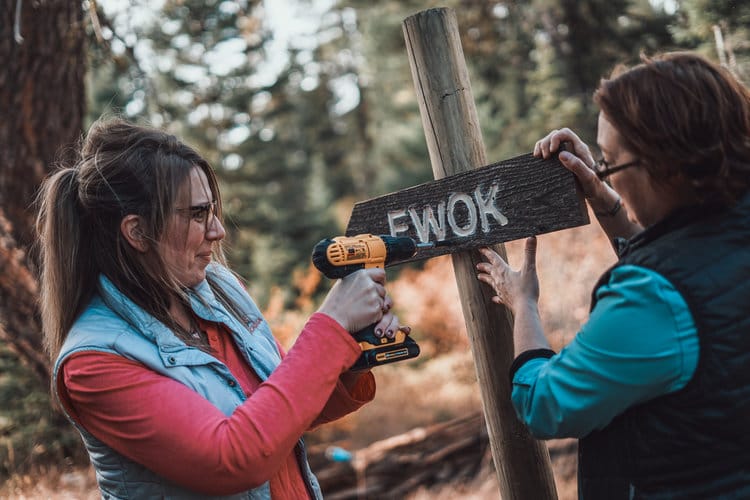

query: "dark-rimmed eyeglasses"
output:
176 201 217 227
594 158 640 180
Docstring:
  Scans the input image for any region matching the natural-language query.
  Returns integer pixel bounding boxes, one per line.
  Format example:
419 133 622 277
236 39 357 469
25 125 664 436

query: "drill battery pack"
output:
350 325 420 371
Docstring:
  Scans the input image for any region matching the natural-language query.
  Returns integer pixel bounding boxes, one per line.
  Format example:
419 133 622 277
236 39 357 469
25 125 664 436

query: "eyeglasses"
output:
176 201 217 227
594 157 640 180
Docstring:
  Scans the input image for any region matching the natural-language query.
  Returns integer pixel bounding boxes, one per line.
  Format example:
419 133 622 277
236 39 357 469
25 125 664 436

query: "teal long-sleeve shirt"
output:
511 264 699 439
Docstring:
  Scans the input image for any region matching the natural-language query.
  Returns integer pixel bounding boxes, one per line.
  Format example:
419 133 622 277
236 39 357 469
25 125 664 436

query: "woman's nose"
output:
206 214 226 241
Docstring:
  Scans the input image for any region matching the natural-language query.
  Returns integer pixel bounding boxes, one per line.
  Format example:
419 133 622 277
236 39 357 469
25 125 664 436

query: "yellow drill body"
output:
311 233 422 370
325 234 387 269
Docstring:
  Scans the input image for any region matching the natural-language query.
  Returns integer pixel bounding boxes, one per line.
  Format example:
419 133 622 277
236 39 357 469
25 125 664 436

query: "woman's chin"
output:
181 271 207 288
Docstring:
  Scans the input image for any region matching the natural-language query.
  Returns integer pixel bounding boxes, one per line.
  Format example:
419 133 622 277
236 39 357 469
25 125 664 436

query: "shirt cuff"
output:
510 348 556 381
308 312 362 356
343 372 375 402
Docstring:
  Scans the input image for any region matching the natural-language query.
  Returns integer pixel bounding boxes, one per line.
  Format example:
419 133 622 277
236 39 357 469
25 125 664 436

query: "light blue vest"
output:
53 263 324 500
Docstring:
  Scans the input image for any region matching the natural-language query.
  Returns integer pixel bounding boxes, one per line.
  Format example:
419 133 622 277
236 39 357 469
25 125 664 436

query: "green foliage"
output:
335 0 678 182
87 0 366 305
83 0 747 309
0 346 85 478
673 0 750 82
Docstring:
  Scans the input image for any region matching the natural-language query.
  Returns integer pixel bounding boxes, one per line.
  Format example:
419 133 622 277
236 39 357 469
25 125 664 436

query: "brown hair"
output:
36 118 227 360
594 51 750 206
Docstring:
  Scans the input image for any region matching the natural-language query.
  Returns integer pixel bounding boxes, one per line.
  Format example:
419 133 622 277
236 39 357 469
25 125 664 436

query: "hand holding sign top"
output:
533 127 642 247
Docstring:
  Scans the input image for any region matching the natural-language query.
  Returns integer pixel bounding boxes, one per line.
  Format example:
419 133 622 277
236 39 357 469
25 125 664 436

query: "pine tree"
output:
673 0 750 82
87 0 361 303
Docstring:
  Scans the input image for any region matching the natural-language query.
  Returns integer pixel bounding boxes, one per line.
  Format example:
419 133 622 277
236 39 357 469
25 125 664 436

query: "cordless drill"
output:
312 234 427 371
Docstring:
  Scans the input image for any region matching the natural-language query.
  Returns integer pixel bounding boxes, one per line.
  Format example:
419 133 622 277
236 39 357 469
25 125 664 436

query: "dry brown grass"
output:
406 437 579 500
0 465 98 499
2 211 613 498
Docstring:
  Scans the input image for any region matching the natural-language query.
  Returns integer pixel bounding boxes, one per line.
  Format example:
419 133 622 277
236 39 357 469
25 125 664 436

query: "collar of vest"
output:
615 195 747 259
92 264 282 376
97 264 243 351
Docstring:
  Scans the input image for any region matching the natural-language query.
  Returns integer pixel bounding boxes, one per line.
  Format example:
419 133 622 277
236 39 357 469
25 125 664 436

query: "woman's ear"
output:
121 215 149 253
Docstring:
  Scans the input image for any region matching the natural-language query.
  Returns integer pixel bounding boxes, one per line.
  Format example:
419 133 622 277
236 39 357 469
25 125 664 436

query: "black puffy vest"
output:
578 193 750 499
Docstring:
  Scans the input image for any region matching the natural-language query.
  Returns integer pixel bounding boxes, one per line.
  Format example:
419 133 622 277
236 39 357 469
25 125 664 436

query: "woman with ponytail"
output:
36 118 402 499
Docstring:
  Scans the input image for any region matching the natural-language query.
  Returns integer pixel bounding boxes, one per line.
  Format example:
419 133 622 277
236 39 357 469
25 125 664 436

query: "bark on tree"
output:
1 0 86 244
0 0 86 380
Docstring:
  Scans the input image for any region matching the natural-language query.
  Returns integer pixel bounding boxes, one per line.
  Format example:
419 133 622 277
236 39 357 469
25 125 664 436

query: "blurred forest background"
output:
1 0 748 497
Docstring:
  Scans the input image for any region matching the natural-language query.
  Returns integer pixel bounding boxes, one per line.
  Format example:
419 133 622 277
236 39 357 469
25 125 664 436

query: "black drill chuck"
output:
311 234 418 279
381 235 418 266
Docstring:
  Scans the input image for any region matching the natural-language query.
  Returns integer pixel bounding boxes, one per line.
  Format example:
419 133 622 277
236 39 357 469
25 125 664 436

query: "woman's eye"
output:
191 208 207 222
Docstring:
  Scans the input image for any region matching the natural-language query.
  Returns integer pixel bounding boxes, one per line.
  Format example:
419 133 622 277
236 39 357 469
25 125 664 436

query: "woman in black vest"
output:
477 52 750 498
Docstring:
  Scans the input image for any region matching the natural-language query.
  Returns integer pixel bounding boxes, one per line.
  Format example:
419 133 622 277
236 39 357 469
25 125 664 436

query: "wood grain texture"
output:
402 8 559 499
346 153 589 263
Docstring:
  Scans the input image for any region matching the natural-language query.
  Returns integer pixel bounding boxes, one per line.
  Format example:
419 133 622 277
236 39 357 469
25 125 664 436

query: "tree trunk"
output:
1 0 86 246
403 8 557 499
0 0 86 380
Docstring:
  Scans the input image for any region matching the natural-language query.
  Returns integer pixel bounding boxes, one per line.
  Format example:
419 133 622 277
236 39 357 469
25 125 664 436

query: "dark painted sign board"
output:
346 153 590 263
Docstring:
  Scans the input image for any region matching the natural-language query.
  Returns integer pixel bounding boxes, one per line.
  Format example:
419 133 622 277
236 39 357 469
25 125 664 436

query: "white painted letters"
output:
447 193 477 237
386 182 508 242
408 203 446 243
387 209 409 236
474 184 508 231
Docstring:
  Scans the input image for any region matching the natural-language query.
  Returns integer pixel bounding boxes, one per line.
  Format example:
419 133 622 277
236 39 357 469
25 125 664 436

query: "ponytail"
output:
36 168 97 360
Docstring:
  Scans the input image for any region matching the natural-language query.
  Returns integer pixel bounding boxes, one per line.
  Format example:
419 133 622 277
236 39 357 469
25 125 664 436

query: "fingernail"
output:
559 151 571 161
402 326 411 334
375 328 383 337
386 329 394 338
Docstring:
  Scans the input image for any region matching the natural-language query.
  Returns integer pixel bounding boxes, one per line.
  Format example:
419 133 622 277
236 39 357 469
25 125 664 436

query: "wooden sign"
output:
346 152 589 263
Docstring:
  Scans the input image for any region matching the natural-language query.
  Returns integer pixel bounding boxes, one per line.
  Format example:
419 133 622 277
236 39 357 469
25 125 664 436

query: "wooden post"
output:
403 8 558 499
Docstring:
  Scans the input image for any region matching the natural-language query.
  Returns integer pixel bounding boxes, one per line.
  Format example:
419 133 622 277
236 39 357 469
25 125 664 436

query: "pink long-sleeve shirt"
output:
58 312 375 497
